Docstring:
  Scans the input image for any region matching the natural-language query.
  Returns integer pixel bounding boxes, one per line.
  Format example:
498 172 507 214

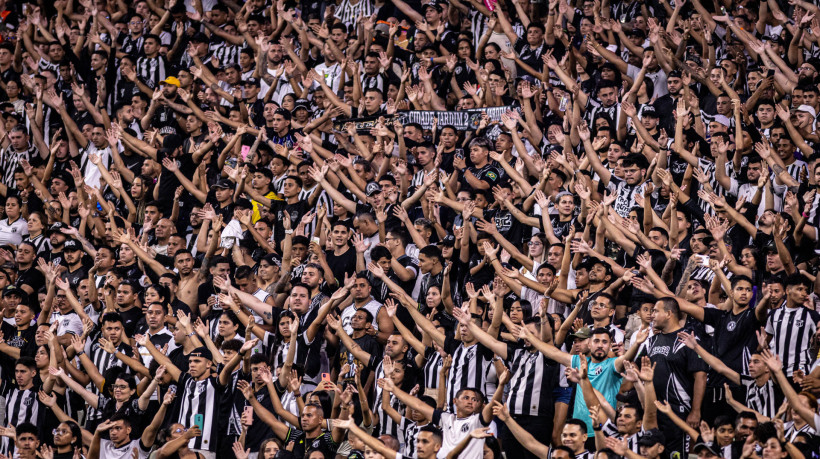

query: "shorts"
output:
553 385 572 404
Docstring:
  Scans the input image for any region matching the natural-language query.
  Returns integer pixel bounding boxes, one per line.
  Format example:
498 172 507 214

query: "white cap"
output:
797 104 818 119
713 114 731 127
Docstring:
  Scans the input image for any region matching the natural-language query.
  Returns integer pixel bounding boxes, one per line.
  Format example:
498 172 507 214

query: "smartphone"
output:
767 69 775 78
241 145 251 160
321 373 331 382
455 150 464 160
311 236 321 245
212 294 222 311
698 255 711 267
194 414 204 431
243 406 253 417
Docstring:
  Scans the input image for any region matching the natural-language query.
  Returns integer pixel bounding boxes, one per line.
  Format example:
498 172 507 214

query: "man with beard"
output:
454 306 559 459
581 121 648 218
639 298 708 457
764 274 820 381
334 308 382 386
525 321 647 438
339 273 390 342
676 274 765 422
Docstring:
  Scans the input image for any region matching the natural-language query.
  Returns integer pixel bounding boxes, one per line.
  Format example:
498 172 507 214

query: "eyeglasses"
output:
527 241 542 247
173 428 188 434
52 429 69 435
113 384 130 390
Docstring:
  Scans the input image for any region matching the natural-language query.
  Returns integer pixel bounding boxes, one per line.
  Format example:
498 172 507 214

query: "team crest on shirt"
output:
486 171 497 180
796 320 805 327
727 321 737 331
461 424 470 433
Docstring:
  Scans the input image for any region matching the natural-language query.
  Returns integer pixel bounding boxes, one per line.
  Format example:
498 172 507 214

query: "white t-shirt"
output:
340 300 382 335
435 411 487 458
0 218 27 246
100 438 147 459
50 311 84 337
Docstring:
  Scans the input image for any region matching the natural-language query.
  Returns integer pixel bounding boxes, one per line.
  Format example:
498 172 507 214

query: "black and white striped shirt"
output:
740 375 783 419
505 344 558 417
0 145 35 188
84 340 131 421
334 0 374 29
765 306 820 377
176 373 223 452
136 55 167 89
1 386 39 455
443 335 494 412
422 348 443 390
399 417 422 458
212 43 242 68
601 420 642 453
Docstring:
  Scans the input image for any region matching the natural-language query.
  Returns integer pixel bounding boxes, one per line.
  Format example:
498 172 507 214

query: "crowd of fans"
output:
0 0 819 458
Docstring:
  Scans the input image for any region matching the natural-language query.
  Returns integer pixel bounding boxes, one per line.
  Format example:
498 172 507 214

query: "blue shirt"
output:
570 355 623 435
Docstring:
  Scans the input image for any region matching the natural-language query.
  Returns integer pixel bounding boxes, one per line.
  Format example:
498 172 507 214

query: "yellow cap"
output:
160 76 181 87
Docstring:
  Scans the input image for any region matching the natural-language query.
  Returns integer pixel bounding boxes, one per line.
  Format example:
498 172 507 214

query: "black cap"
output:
641 105 659 118
628 28 646 39
189 346 213 361
62 239 82 252
668 69 682 79
51 171 73 186
423 2 443 12
637 428 666 447
162 134 184 152
213 179 233 189
244 77 260 87
262 253 282 267
293 99 311 113
190 32 209 43
47 222 67 235
2 286 25 298
440 234 456 247
693 443 723 457
365 182 382 197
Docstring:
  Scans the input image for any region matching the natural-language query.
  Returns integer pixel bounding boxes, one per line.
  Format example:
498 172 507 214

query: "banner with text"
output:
333 106 512 134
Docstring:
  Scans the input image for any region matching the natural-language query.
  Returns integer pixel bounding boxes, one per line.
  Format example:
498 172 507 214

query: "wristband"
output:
803 212 810 218
593 424 602 431
188 332 196 337
76 350 85 356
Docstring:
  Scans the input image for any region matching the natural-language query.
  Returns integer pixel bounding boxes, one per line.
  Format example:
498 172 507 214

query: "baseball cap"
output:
244 77 260 87
797 104 818 119
423 2 443 12
365 182 382 197
47 222 67 235
440 234 456 247
641 106 658 119
713 114 732 127
189 346 213 361
162 134 184 152
2 286 25 298
160 77 181 87
693 443 723 458
213 179 233 189
293 99 311 113
62 239 82 252
571 327 592 340
637 429 666 447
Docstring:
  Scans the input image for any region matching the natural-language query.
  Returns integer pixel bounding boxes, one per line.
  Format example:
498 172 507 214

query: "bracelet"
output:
593 424 603 431
285 229 294 235
188 332 196 337
803 212 810 218
76 350 85 356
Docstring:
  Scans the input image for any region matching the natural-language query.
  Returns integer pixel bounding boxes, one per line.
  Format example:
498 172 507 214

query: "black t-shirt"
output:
117 306 144 337
702 306 762 387
15 266 44 307
283 428 337 458
640 326 708 409
324 247 357 284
